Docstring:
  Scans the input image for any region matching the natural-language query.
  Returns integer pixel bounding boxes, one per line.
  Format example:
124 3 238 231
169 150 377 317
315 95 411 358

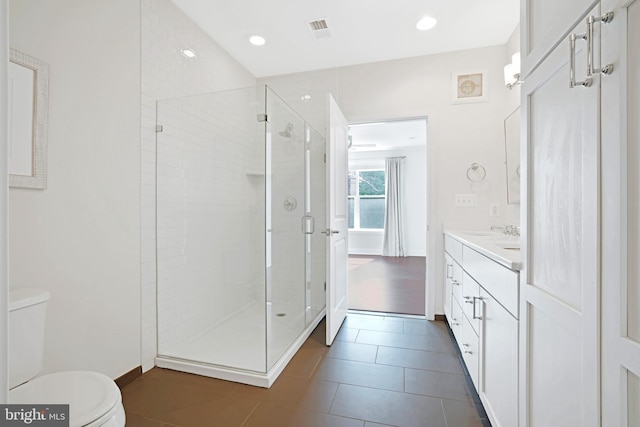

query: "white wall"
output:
260 44 517 315
349 145 427 256
8 0 141 379
1 0 9 403
139 0 257 371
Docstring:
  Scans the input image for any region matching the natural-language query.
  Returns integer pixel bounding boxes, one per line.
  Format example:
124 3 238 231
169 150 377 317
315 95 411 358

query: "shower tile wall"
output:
140 0 256 370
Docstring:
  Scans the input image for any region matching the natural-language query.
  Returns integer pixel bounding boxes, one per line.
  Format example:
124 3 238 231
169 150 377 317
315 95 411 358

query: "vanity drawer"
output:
444 234 463 265
463 246 519 318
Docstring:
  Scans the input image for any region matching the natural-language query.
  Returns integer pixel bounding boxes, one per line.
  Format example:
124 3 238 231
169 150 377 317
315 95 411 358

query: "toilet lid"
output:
9 371 121 427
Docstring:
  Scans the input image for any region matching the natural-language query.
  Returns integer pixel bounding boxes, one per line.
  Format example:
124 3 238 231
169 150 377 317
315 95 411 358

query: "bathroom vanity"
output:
443 230 521 427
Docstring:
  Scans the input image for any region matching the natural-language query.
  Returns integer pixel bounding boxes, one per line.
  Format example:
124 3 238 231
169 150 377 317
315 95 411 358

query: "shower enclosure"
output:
154 86 326 386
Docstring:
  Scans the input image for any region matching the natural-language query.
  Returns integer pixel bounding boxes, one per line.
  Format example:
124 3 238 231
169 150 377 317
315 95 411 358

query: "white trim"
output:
0 0 9 403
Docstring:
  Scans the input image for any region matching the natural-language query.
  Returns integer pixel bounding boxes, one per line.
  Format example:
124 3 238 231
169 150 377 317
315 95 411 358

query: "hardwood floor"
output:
348 255 426 315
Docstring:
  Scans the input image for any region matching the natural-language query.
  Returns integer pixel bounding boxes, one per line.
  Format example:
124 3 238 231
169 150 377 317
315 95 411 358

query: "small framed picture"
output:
452 71 488 104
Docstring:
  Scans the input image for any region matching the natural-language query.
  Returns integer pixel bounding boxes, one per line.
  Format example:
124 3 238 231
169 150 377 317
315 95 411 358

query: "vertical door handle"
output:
472 296 483 320
446 264 453 279
587 12 614 77
569 32 592 88
301 214 315 234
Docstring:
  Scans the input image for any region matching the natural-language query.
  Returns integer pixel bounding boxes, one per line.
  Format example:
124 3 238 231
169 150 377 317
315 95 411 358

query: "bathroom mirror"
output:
504 107 520 204
8 49 49 189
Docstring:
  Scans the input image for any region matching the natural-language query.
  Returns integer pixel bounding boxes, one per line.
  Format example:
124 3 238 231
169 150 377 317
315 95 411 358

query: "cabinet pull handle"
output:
472 296 483 320
569 32 592 88
464 296 473 304
452 280 460 286
587 12 614 77
446 264 453 279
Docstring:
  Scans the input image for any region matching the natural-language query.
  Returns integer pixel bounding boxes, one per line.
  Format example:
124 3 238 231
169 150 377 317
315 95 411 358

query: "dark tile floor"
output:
122 313 490 427
348 256 426 315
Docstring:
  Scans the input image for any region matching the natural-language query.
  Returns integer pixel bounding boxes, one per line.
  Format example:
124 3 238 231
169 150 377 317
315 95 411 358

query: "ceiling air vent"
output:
306 18 331 39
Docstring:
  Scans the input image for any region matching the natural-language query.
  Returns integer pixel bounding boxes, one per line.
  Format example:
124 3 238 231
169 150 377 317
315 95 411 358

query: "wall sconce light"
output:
504 52 522 89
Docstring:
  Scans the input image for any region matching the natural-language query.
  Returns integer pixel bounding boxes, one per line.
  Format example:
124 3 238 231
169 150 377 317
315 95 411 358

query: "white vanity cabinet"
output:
443 232 520 427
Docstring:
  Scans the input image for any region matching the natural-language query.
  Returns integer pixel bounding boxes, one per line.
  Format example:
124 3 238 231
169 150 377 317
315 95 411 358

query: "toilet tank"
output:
8 288 50 389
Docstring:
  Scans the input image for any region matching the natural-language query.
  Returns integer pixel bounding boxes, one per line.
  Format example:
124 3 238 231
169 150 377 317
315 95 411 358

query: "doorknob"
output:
321 228 340 236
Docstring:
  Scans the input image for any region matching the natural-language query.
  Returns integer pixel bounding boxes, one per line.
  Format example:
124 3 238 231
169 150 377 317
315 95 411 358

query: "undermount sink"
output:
462 231 496 237
493 241 521 250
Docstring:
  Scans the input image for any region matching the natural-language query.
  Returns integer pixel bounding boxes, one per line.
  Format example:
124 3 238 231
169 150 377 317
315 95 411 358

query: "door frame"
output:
345 116 435 320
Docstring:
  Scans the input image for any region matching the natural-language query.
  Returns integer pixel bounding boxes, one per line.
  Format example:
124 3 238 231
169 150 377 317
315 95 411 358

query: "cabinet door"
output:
451 261 463 308
480 289 518 427
521 0 598 76
450 296 464 343
460 315 480 389
521 5 600 427
444 253 453 318
601 0 640 425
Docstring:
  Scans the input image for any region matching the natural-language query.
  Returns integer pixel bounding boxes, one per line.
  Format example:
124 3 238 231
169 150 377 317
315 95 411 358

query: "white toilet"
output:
8 288 126 427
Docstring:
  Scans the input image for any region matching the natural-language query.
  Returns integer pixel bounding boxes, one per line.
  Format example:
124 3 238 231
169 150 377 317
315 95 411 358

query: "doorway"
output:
346 118 428 316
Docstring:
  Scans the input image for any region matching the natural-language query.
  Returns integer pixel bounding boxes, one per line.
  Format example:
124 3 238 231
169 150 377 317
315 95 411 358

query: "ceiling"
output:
349 119 426 152
170 0 520 78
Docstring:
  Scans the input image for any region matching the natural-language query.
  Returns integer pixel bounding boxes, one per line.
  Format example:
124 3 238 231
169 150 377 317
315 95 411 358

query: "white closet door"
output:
602 0 640 425
520 5 600 427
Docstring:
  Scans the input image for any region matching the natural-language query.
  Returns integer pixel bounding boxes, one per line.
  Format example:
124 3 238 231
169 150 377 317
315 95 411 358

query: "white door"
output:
325 94 349 345
601 0 640 424
520 5 600 426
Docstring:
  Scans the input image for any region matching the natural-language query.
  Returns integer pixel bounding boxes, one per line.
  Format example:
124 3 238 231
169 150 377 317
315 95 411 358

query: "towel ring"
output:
467 162 486 183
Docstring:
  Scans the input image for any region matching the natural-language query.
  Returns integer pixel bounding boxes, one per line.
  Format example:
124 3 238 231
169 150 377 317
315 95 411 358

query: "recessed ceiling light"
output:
416 16 437 31
181 48 197 59
249 35 266 46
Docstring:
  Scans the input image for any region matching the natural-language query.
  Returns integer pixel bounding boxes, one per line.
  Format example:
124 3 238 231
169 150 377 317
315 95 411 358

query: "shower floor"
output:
159 301 320 373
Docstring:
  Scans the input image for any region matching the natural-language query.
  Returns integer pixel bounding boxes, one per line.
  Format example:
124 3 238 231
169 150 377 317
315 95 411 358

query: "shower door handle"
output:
301 215 315 234
321 228 339 236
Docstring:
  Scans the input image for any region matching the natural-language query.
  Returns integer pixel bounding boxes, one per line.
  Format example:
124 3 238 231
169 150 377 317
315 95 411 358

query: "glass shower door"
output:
265 88 307 369
156 87 268 373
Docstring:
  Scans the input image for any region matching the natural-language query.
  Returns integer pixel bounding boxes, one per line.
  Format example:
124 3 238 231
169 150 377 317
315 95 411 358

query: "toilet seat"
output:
9 371 125 427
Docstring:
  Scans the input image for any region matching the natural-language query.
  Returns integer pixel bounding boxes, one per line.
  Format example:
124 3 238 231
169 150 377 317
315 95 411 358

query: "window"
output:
348 169 385 229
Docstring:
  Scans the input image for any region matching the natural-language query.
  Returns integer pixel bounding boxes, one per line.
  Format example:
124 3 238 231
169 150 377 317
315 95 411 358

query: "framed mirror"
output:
8 49 49 189
504 107 520 204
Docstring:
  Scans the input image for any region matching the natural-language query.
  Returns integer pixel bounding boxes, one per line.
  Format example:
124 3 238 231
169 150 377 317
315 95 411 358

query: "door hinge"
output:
257 113 268 123
324 153 327 163
155 125 163 133
324 282 327 291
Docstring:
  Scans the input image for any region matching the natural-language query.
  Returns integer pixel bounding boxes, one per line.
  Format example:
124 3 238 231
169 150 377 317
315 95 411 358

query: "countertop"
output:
444 230 523 271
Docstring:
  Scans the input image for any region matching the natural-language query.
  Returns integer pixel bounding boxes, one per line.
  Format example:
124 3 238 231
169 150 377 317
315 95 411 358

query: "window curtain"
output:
382 157 406 257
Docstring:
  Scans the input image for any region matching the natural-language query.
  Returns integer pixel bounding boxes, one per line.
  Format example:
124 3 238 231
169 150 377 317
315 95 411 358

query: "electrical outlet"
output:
455 194 478 207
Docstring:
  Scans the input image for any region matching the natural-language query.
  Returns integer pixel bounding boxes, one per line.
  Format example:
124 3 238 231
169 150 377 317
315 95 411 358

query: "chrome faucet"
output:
505 225 520 237
491 225 520 237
